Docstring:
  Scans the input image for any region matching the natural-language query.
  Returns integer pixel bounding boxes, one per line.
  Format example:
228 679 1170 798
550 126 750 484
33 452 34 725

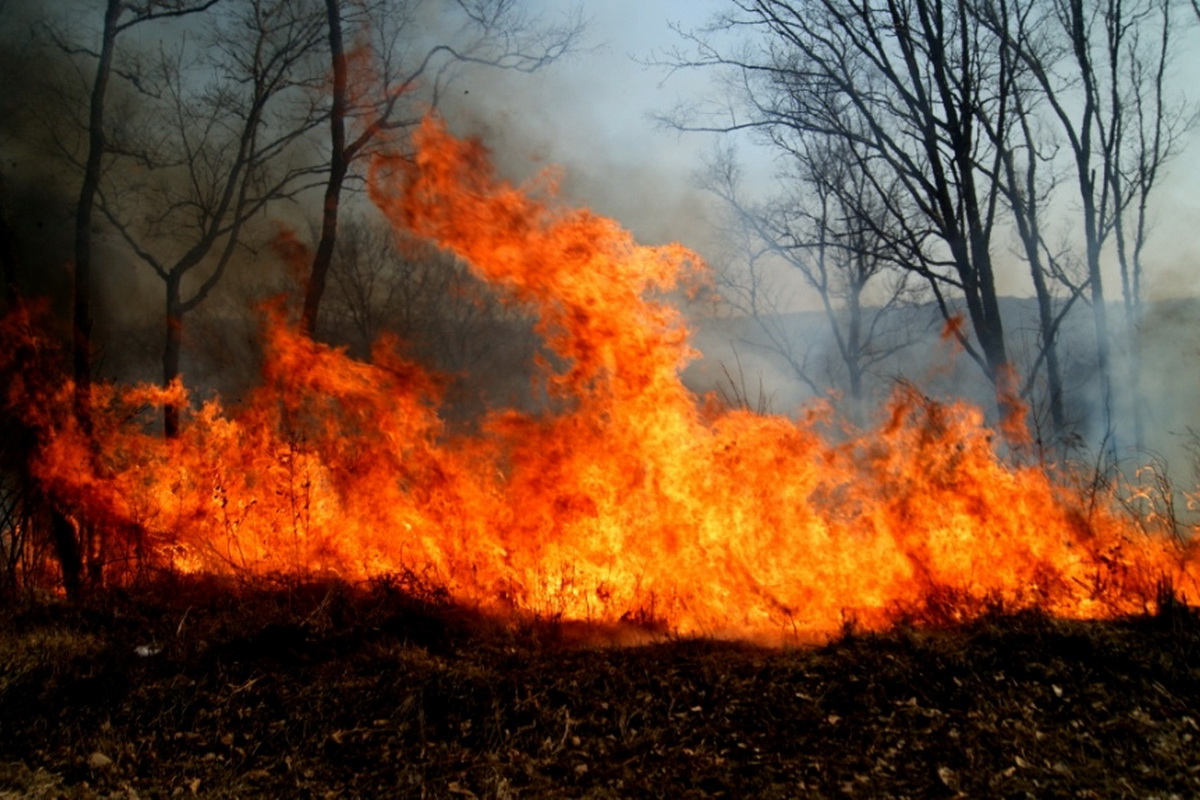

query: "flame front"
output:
16 119 1197 641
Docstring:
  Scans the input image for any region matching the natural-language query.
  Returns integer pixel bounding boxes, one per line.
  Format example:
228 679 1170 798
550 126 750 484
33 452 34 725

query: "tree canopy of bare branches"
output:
41 0 583 436
300 0 585 337
667 0 1193 444
704 140 921 424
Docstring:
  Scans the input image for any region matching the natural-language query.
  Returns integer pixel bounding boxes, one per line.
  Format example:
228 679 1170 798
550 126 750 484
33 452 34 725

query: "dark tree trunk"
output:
300 0 348 338
952 232 1013 420
163 277 184 438
845 286 865 426
74 0 121 430
1081 185 1115 446
1 164 87 598
53 0 122 598
1031 267 1067 436
0 169 19 305
50 512 83 600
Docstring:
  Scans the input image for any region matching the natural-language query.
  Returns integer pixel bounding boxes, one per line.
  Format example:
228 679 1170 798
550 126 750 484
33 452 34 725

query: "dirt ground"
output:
2 576 1199 799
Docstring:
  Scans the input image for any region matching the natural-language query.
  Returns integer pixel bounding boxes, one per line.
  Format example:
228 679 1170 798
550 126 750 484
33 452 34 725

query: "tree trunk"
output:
0 168 19 305
1117 210 1145 449
954 235 1013 419
2 165 87 598
74 0 121 430
300 0 348 338
53 0 122 598
1082 195 1115 448
1123 302 1144 450
1030 262 1067 437
1002 101 1068 441
163 277 184 438
50 512 84 599
845 284 865 427
1089 280 1114 443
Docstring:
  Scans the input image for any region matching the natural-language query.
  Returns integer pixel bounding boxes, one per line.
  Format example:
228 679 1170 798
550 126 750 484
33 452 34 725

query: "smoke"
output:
436 3 721 254
0 0 188 357
0 0 77 306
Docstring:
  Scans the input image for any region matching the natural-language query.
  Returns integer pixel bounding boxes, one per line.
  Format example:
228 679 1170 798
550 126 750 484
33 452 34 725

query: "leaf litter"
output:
1 575 1198 798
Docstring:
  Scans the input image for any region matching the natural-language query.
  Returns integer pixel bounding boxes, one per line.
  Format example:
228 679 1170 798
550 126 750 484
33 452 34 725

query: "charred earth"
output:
2 576 1199 799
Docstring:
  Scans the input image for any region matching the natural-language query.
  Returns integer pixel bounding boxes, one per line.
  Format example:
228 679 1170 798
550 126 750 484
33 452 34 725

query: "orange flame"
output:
11 118 1197 642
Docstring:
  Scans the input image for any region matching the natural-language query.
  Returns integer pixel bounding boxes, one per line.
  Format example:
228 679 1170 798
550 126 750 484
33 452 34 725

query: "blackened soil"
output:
2 576 1199 799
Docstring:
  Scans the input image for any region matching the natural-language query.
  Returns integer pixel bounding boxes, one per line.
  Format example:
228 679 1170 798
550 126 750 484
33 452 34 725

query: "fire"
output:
10 118 1197 642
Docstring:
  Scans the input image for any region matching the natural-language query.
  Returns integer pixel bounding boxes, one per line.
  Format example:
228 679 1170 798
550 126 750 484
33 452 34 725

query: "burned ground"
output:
1 577 1198 798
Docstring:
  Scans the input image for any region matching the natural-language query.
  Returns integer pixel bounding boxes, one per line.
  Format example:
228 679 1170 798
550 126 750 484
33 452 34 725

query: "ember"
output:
11 119 1197 641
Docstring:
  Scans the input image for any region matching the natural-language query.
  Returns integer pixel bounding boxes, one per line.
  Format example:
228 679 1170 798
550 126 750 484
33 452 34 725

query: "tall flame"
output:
12 118 1197 641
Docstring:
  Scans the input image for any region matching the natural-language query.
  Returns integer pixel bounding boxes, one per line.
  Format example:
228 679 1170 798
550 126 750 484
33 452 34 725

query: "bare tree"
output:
705 140 920 424
667 0 1026 424
321 211 538 420
974 0 1082 441
299 0 585 337
46 0 220 435
707 175 825 400
63 0 328 436
0 3 22 306
322 214 456 357
36 0 221 594
0 168 18 310
671 0 1192 445
0 4 41 594
43 0 581 435
1104 0 1191 448
975 0 1192 449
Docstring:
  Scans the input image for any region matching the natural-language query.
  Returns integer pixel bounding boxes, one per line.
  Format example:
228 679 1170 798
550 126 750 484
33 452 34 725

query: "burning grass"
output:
2 576 1200 798
4 117 1197 642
